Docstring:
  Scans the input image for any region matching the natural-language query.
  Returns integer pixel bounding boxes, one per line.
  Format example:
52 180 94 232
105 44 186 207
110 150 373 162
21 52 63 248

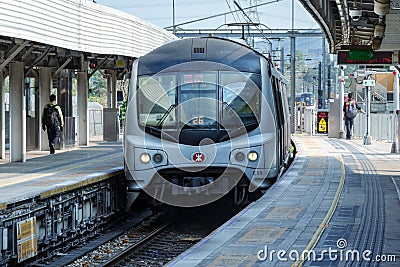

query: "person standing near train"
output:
41 94 64 154
343 92 364 140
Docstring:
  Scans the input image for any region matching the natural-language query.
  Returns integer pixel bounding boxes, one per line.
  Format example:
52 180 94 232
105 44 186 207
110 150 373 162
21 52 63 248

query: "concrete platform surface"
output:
167 136 400 267
0 140 123 205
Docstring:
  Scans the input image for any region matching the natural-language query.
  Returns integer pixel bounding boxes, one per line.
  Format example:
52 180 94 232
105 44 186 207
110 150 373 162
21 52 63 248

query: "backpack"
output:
43 104 59 126
346 100 357 119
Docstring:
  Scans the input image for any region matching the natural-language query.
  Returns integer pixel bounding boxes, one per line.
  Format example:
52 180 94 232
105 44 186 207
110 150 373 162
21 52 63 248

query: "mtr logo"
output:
192 152 206 163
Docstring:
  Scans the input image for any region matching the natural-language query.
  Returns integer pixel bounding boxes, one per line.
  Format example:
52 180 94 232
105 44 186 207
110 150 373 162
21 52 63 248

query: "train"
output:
124 37 291 209
295 92 316 108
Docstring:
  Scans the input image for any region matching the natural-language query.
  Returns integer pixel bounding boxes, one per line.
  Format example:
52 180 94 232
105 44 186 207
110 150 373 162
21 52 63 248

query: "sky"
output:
95 0 324 69
95 0 319 30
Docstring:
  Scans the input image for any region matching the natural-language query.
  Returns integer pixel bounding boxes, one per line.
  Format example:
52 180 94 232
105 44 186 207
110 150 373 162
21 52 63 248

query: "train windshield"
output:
302 93 315 106
137 71 261 131
221 72 260 129
296 93 315 107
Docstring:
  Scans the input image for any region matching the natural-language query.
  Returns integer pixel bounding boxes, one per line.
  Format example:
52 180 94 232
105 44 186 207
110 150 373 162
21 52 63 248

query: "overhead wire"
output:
226 0 241 23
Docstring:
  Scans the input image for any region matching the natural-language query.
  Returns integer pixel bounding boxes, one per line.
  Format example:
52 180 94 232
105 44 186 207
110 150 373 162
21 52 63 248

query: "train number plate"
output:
253 170 265 178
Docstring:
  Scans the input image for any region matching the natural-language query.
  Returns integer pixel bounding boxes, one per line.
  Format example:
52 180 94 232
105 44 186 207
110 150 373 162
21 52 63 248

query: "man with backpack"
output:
41 94 64 154
343 92 365 140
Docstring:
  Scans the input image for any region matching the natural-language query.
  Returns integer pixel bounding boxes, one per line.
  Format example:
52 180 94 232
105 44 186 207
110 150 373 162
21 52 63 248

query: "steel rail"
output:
99 221 172 267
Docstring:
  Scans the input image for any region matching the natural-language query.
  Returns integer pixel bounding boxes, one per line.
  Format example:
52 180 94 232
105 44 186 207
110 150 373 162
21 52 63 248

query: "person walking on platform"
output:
343 92 364 140
41 94 64 154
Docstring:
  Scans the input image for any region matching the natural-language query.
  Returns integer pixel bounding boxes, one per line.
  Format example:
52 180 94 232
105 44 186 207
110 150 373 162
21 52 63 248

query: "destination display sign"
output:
348 50 374 60
337 51 395 65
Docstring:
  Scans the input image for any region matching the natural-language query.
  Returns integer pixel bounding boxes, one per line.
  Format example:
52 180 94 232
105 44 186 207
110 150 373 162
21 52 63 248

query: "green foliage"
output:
72 78 77 96
119 99 127 121
4 76 9 93
88 71 107 106
119 99 127 129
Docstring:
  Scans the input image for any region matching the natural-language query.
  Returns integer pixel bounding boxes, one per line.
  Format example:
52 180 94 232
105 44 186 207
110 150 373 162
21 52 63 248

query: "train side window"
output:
280 81 289 123
271 77 284 128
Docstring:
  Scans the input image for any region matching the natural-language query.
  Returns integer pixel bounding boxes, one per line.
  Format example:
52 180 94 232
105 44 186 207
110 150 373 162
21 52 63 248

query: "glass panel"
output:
137 74 177 127
221 72 261 129
179 73 218 129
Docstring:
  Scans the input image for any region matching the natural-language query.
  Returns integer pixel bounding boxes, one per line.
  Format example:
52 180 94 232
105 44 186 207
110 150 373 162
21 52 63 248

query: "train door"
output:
280 81 291 156
271 76 285 166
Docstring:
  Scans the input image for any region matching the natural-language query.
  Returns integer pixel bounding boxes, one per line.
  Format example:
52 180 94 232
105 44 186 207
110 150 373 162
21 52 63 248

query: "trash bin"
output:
103 108 119 141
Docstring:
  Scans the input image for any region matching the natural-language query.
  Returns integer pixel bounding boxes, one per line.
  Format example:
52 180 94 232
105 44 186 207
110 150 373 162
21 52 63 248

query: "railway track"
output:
99 221 172 267
63 201 244 267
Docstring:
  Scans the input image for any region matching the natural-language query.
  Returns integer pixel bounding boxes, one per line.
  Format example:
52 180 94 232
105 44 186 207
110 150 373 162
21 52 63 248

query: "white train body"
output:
124 37 291 208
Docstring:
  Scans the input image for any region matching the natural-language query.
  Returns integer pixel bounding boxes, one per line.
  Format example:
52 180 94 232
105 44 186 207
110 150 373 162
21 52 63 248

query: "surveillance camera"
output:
349 9 362 21
340 65 347 70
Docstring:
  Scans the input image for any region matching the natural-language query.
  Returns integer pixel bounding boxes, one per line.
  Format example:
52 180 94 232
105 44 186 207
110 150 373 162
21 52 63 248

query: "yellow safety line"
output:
291 153 346 267
39 169 124 199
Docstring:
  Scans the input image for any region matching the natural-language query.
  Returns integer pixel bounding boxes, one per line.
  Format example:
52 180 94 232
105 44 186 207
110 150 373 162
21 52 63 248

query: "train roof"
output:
138 37 271 76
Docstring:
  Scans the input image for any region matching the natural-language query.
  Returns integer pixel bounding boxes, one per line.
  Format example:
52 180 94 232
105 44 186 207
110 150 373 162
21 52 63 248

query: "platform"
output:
168 136 400 266
0 140 123 206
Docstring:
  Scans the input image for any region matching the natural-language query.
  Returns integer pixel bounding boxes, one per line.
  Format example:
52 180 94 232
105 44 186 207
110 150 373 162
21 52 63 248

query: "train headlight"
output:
248 151 258 162
153 153 163 164
235 152 245 162
140 153 151 164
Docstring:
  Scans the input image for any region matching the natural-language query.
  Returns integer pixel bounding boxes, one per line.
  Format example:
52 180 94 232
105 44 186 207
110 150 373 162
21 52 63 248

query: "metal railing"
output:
299 108 398 146
353 113 396 142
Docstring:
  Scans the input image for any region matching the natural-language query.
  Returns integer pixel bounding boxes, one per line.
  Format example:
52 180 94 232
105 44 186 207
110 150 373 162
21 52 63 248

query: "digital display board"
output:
337 51 395 65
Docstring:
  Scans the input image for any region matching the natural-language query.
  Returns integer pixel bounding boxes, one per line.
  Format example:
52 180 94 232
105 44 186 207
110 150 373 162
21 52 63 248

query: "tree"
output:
88 70 107 106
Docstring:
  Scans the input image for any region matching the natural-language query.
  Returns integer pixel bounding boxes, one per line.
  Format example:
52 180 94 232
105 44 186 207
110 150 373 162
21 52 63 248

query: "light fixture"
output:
248 151 258 162
153 153 163 164
374 24 385 38
235 152 245 162
140 153 151 164
374 0 390 16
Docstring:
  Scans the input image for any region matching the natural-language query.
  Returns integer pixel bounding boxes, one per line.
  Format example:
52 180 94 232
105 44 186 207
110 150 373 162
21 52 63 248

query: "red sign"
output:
192 152 206 163
317 111 328 134
337 51 395 65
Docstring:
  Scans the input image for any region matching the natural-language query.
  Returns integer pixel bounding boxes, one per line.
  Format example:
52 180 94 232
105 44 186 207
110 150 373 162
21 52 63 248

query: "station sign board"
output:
115 59 125 68
337 51 395 65
363 79 376 87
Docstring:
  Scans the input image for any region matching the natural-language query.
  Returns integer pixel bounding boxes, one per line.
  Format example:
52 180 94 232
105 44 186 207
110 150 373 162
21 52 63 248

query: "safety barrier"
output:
295 106 305 132
303 108 316 135
0 0 176 57
295 106 316 135
398 112 400 152
353 113 395 142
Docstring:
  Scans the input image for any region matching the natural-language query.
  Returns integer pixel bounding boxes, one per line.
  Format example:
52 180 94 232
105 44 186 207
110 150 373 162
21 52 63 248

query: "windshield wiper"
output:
156 104 176 127
222 102 243 127
217 122 259 142
144 125 178 142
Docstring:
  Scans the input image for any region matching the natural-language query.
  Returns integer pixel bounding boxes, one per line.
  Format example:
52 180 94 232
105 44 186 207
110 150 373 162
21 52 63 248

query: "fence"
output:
353 113 396 142
300 107 398 144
